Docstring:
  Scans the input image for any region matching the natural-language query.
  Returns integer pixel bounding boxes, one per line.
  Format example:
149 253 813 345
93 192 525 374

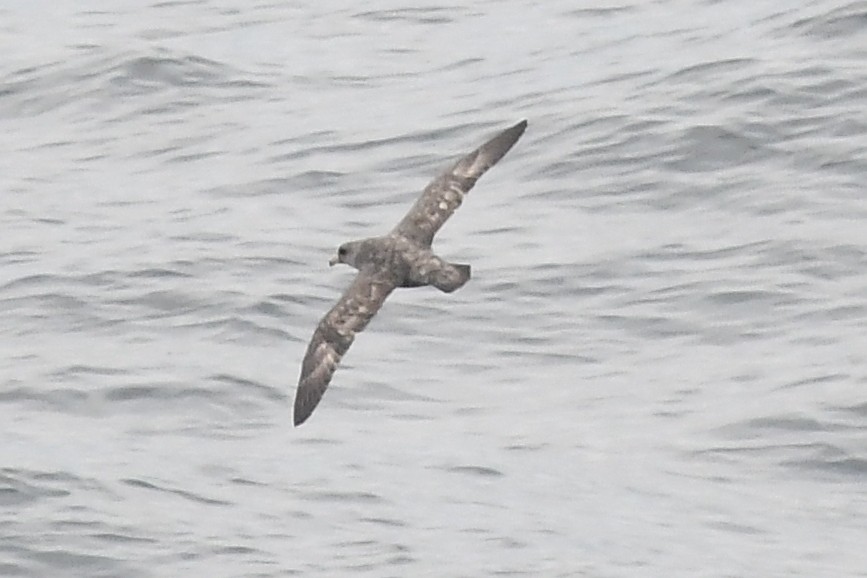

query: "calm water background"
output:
2 1 866 576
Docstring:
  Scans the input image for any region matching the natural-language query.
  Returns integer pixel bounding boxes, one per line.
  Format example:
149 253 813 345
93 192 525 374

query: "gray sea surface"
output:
2 1 867 576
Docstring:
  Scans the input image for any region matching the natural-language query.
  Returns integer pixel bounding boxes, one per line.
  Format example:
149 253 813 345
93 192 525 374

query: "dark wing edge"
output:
293 270 396 426
392 119 528 246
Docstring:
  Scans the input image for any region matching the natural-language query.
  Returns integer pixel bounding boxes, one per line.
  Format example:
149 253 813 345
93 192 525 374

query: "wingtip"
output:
480 119 528 163
508 119 528 138
293 407 310 427
293 393 314 427
449 118 528 182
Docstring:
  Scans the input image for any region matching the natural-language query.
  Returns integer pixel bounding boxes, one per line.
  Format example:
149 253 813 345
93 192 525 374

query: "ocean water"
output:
2 1 866 576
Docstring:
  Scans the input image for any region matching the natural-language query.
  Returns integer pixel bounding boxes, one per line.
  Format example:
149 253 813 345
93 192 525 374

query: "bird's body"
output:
293 120 527 426
329 234 469 291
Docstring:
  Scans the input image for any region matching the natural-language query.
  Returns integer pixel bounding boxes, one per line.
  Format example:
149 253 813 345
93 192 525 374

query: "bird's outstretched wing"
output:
392 120 527 247
293 270 396 426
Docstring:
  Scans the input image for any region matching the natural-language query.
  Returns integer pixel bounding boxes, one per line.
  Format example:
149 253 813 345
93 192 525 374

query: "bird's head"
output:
329 241 362 268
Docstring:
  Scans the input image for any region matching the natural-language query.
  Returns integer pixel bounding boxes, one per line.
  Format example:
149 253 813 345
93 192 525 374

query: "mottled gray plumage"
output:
293 120 527 426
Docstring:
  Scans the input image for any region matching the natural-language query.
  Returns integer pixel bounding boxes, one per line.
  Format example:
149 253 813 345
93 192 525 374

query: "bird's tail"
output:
431 263 471 293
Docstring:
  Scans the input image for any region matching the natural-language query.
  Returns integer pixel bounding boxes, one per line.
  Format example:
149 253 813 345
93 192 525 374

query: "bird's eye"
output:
338 246 347 256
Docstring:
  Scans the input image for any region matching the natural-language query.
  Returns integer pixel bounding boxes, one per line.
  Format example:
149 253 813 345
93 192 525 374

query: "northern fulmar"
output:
293 120 527 426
